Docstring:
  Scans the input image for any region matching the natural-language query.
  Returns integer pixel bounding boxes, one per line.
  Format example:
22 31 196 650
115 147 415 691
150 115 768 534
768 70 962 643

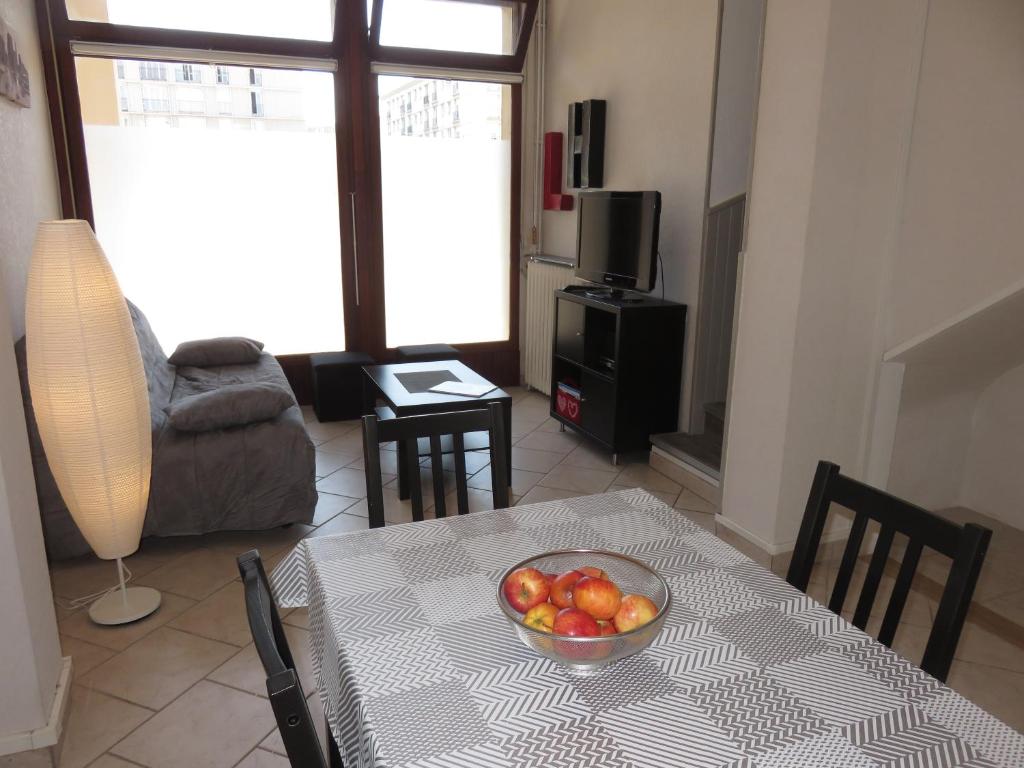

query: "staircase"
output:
650 400 724 480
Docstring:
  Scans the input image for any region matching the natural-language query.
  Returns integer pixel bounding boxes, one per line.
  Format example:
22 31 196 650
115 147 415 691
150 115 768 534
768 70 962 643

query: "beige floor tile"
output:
945 660 1024 732
282 607 310 630
169 581 253 647
236 749 291 768
503 385 530 403
314 429 366 454
559 443 620 471
512 394 551 420
385 467 457 497
87 756 140 768
136 548 241 602
675 507 716 533
515 429 581 454
311 493 362 526
715 525 771 567
675 489 717 514
419 450 491 476
953 616 1024 673
538 464 618 494
317 467 395 498
49 549 169 601
509 418 543 439
80 627 236 709
613 464 681 495
303 419 359 445
516 486 580 505
985 588 1024 626
315 449 360 478
201 525 314 560
919 549 1024 602
60 635 116 680
467 465 544 496
305 511 371 538
112 681 275 768
207 625 315 698
348 448 400 474
59 593 195 652
58 686 151 768
535 417 568 433
510 446 565 474
608 484 679 507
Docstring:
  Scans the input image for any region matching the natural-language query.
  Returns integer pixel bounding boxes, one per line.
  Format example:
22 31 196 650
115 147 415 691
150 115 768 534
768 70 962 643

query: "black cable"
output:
658 251 665 300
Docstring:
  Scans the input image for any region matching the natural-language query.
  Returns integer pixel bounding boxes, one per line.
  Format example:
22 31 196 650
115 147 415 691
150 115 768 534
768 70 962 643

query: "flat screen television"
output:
575 191 661 294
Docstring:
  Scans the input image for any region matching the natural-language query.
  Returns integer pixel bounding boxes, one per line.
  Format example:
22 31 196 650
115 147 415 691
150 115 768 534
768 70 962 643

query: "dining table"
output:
272 488 1024 768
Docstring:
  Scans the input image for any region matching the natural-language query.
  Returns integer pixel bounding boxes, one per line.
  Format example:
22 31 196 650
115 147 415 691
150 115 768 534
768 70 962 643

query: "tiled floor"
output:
41 388 1023 767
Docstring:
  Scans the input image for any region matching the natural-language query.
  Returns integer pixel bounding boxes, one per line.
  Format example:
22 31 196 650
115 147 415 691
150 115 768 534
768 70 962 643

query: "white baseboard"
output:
0 656 73 758
714 514 857 559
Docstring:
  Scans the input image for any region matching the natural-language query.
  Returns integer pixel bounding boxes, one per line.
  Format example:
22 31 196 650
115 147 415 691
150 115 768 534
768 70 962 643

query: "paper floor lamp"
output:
26 220 160 625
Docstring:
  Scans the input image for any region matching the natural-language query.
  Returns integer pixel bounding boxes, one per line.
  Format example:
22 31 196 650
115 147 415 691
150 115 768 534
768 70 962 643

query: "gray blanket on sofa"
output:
16 302 317 560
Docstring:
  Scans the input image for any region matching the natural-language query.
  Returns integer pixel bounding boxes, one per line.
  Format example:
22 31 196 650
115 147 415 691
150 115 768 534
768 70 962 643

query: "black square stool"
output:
394 344 461 363
310 351 375 422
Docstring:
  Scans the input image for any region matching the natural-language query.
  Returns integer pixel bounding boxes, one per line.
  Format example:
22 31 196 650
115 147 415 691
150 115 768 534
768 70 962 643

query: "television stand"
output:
564 285 641 302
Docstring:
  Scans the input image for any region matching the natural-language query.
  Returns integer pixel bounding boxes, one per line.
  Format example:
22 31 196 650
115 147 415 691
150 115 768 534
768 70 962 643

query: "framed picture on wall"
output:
0 17 31 108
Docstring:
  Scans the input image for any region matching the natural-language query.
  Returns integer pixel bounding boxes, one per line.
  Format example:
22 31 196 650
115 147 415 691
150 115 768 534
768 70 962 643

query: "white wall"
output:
961 363 1024 528
722 0 927 550
708 0 764 207
0 0 63 745
887 0 1024 349
538 0 718 430
0 0 60 339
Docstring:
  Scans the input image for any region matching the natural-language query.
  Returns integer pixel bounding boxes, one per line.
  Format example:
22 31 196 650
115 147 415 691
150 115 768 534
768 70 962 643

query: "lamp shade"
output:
25 220 152 561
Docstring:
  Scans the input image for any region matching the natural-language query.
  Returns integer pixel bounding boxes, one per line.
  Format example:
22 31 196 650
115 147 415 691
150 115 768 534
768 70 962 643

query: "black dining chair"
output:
361 403 509 528
237 550 343 768
786 460 991 682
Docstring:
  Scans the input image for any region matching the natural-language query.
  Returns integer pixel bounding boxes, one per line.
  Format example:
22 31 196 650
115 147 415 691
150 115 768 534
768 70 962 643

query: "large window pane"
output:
76 57 345 355
66 0 334 41
379 0 521 55
379 75 510 346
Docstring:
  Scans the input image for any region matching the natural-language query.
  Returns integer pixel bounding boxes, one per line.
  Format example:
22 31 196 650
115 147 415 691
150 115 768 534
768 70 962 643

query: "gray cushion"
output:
169 337 265 367
165 382 294 432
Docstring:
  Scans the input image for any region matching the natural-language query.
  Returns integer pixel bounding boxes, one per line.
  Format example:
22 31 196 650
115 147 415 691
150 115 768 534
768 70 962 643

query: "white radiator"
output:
524 257 576 394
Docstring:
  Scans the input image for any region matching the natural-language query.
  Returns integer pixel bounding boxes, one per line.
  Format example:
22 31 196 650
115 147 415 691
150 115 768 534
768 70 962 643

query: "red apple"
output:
543 572 557 590
572 576 622 621
613 594 659 632
552 607 601 637
523 602 558 633
550 570 584 609
502 567 550 613
597 620 617 636
578 566 609 580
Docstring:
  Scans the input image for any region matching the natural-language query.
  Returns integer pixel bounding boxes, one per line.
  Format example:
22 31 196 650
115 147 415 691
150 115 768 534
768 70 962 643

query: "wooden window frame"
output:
35 0 533 389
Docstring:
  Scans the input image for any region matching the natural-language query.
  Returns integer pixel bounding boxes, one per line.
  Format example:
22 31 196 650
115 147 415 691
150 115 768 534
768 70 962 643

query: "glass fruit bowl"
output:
496 549 671 674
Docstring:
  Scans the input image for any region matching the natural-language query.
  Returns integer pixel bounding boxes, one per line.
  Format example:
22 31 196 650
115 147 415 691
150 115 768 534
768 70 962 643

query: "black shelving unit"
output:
549 289 686 461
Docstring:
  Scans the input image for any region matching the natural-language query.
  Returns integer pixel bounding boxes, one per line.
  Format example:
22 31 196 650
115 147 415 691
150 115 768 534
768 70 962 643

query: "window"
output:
378 75 511 346
378 0 523 55
216 66 230 85
139 62 167 81
250 91 264 117
176 64 202 83
116 61 125 79
74 57 345 354
249 68 263 87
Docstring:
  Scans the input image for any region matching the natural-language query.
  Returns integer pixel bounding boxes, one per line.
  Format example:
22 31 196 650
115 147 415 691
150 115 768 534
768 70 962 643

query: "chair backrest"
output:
237 550 327 768
786 461 991 682
361 402 509 527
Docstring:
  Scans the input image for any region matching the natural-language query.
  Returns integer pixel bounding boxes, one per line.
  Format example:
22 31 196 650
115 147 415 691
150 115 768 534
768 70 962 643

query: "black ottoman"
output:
394 343 461 363
310 351 375 422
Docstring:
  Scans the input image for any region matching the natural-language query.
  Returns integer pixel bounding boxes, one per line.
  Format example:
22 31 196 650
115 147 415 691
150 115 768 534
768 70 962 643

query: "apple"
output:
543 572 557 590
550 570 584 609
552 607 600 637
502 567 550 613
613 594 659 632
578 566 609 580
597 620 617 636
523 602 558 633
572 576 622 621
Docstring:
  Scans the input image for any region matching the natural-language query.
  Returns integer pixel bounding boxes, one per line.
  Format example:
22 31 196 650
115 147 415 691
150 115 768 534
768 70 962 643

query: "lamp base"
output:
89 586 162 625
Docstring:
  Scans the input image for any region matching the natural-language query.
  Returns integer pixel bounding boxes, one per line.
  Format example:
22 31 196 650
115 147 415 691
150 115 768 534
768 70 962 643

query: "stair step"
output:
649 431 722 477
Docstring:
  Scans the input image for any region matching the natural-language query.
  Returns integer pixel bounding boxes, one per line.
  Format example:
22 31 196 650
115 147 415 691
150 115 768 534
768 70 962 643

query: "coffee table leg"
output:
397 438 410 500
503 400 512 493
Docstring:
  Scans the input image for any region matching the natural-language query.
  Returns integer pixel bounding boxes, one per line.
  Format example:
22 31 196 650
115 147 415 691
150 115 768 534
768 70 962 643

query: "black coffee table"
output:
361 360 513 500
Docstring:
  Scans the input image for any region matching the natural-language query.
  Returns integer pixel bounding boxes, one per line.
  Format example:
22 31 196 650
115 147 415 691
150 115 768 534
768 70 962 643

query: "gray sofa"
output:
16 302 317 560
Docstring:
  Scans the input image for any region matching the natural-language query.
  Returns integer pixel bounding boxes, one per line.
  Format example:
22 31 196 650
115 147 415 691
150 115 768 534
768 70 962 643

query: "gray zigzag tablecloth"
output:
271 489 1024 768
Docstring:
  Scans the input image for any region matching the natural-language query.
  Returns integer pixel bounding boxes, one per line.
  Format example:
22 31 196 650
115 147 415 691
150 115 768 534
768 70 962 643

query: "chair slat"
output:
828 513 868 615
452 433 469 514
429 435 446 517
406 438 423 522
878 539 923 647
852 526 895 630
361 416 386 529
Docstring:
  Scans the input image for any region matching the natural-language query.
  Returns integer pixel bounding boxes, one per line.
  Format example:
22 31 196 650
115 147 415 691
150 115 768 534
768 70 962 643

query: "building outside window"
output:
249 68 262 86
250 91 264 117
216 66 230 85
139 62 167 81
176 64 202 83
